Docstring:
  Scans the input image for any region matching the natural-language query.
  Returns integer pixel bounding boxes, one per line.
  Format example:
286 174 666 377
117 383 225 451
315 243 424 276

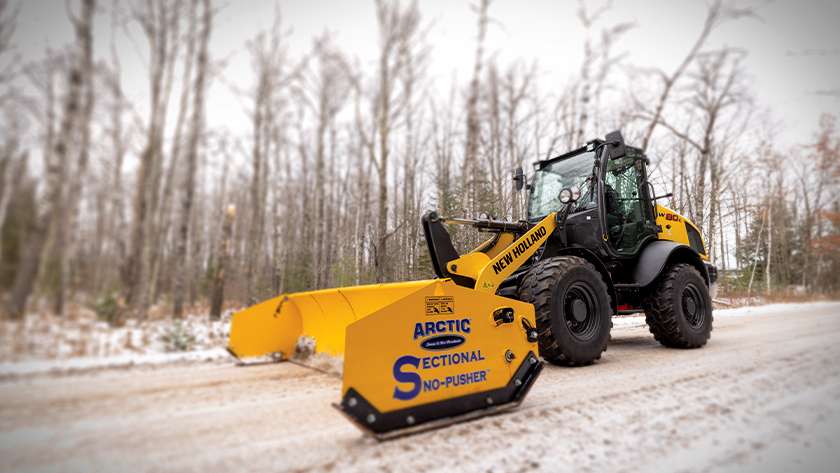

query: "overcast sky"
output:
10 0 840 149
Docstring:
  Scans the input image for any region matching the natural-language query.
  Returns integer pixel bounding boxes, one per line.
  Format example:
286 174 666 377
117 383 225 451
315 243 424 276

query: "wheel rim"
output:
562 282 601 341
681 283 707 329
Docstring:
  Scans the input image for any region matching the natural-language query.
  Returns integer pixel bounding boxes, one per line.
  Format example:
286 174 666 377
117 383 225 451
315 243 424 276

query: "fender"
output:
633 240 709 288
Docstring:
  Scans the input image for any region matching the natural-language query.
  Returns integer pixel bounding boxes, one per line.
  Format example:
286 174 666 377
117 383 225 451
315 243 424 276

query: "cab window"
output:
604 156 654 253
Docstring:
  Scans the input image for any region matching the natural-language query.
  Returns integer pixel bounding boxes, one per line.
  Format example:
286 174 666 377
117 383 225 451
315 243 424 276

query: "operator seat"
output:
605 184 623 229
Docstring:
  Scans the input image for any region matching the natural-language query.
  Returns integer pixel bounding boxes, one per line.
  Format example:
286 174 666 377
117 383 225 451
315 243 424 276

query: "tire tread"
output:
642 263 713 348
518 256 612 366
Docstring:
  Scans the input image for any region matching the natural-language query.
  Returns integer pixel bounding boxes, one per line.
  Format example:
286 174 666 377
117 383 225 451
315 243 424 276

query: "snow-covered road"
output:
1 302 839 473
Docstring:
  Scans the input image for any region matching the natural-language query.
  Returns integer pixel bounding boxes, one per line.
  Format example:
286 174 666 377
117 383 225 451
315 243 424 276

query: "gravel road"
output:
2 302 839 473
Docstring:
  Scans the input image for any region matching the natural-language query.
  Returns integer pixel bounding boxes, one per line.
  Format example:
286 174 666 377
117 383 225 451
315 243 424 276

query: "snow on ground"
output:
0 307 238 376
0 308 235 362
609 300 839 330
4 302 839 473
0 348 230 378
714 300 839 317
1 300 835 378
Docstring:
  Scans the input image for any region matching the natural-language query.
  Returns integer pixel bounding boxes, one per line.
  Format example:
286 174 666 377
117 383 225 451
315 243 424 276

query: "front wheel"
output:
643 263 713 348
518 256 612 366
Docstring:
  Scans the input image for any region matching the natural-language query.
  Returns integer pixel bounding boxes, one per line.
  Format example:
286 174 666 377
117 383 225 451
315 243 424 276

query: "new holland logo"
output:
491 225 548 275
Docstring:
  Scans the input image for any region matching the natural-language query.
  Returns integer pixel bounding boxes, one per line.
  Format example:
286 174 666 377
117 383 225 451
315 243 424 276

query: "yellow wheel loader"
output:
227 130 717 439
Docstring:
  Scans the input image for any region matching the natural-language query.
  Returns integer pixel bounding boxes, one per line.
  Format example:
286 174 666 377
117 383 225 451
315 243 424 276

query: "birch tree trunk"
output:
210 205 235 320
173 0 211 317
125 0 181 316
60 0 97 315
461 0 488 216
5 0 94 318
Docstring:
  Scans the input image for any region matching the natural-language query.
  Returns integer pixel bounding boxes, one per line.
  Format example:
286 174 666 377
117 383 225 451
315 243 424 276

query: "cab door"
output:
602 153 657 255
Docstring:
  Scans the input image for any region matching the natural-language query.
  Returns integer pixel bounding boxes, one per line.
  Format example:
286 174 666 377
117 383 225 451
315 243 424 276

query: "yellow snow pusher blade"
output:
227 280 435 360
335 279 542 439
228 212 557 438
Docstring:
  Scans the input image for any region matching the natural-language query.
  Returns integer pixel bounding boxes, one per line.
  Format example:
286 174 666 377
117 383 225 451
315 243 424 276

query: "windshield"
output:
528 151 596 219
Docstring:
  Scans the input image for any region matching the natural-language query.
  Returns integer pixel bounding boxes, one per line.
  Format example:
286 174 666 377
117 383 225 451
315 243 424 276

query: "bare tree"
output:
173 0 212 317
658 49 747 240
58 0 97 315
93 15 131 294
358 0 421 282
0 0 18 98
574 0 633 147
461 0 489 216
296 34 351 287
210 204 235 319
800 115 840 289
146 0 200 305
430 83 459 218
243 11 288 302
124 0 184 316
637 0 754 151
5 0 95 318
3 0 838 320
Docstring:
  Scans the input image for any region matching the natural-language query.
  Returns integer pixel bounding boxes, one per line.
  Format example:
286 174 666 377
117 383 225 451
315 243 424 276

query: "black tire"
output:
518 256 612 366
643 263 713 348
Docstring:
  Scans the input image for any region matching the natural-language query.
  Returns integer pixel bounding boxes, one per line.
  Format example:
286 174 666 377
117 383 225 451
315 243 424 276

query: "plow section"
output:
227 278 542 438
337 279 542 438
227 280 433 359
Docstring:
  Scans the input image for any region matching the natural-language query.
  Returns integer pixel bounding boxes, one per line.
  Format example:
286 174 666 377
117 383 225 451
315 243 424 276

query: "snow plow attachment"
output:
336 279 543 439
227 280 435 359
228 211 554 438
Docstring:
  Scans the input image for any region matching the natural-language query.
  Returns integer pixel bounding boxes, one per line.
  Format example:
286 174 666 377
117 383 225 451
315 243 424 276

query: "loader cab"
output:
598 146 658 255
526 135 658 259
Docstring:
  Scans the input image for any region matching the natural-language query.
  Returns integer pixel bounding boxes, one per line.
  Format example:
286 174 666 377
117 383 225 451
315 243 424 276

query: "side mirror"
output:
512 166 525 192
605 130 626 160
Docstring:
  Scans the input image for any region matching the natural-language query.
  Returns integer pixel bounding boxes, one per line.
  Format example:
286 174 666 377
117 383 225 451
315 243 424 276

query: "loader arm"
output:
448 213 558 293
422 211 558 293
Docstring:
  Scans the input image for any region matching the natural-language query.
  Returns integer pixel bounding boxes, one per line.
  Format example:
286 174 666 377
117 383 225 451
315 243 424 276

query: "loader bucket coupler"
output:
336 279 543 439
227 280 435 359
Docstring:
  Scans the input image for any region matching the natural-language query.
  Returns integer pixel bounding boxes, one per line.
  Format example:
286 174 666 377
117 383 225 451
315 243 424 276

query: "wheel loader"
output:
227 130 717 439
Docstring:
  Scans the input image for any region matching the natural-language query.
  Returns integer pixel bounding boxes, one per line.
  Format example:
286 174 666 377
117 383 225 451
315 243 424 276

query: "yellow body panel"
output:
447 251 492 282
342 279 538 413
478 232 517 259
655 204 708 260
475 215 556 292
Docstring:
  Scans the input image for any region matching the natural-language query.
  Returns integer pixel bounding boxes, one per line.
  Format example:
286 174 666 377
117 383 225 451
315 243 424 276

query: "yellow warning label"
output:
425 296 455 315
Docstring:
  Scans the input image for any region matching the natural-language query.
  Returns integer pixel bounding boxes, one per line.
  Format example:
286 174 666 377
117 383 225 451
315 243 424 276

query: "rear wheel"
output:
518 256 612 366
643 263 713 348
